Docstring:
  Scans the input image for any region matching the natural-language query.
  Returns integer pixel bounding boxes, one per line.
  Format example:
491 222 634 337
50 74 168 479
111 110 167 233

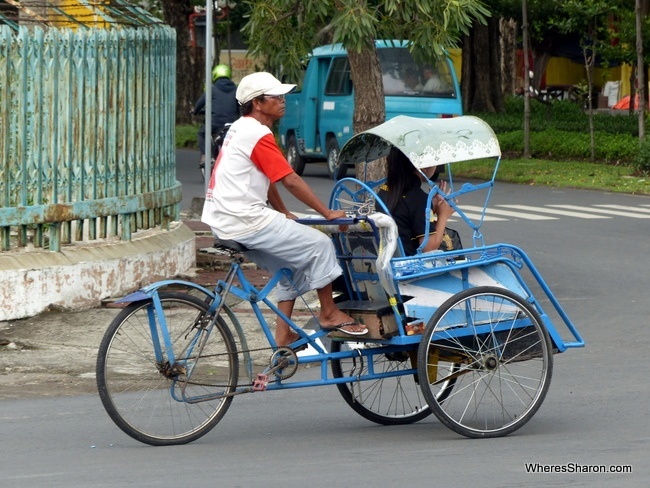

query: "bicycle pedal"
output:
252 373 269 391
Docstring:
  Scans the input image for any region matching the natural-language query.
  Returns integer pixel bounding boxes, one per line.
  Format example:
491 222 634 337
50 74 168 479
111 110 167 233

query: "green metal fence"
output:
0 21 179 252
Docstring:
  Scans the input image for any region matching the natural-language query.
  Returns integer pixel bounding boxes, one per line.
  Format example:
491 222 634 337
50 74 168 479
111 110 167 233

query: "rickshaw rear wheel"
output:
330 341 431 425
417 286 554 438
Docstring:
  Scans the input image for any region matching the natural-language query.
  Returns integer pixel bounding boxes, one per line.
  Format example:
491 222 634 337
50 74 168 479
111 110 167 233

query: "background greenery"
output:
178 97 650 195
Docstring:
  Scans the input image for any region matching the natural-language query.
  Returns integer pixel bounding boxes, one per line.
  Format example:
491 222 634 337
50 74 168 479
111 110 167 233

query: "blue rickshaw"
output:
96 115 585 445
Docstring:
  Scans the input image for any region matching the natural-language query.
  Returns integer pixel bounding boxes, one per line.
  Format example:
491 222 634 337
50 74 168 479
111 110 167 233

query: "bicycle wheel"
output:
97 292 238 446
418 286 553 438
330 341 431 425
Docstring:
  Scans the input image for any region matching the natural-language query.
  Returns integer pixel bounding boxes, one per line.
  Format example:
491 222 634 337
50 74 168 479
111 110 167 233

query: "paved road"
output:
1 149 648 487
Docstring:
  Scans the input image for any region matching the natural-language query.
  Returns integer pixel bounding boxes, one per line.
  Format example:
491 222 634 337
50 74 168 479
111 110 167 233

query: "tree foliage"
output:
242 0 490 84
242 0 489 179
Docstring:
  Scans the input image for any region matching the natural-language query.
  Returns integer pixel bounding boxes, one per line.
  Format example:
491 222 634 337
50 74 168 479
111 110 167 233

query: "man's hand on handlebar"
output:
322 209 347 221
323 209 351 232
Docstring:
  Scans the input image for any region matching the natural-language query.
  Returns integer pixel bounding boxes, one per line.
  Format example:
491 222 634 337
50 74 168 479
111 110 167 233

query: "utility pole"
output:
204 0 214 195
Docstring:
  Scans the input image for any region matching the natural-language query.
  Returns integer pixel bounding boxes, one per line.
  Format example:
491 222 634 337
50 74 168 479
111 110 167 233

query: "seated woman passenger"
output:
377 146 460 256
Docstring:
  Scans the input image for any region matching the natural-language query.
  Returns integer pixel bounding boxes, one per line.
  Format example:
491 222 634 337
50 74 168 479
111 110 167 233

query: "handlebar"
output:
294 216 361 226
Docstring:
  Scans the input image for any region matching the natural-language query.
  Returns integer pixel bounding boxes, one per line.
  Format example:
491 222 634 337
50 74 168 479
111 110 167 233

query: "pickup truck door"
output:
319 56 354 153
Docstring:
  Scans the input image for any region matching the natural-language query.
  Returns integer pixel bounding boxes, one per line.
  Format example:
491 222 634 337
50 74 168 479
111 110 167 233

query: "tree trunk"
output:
522 0 531 159
636 0 646 140
531 51 551 94
629 66 637 115
583 43 596 162
348 47 386 181
500 18 517 97
160 0 203 124
462 17 503 113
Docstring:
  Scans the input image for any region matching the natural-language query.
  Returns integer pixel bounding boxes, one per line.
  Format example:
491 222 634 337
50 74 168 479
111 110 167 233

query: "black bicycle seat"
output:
213 238 248 253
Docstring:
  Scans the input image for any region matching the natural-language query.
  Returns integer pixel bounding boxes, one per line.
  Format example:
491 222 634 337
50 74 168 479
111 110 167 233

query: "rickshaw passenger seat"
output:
336 230 391 302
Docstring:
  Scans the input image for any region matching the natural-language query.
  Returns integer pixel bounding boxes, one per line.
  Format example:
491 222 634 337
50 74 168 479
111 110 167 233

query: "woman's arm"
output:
419 186 455 253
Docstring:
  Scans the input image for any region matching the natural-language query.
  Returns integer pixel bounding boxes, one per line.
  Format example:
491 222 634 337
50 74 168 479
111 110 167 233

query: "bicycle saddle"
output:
214 238 249 253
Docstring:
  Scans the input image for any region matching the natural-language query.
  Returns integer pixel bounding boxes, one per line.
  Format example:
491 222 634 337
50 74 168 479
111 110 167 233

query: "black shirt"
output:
377 184 457 256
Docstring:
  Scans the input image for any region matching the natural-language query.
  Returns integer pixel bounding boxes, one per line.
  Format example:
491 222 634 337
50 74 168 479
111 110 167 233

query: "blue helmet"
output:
212 64 231 81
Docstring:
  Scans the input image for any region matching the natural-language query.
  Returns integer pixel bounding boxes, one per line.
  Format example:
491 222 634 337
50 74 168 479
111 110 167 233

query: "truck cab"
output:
278 40 462 179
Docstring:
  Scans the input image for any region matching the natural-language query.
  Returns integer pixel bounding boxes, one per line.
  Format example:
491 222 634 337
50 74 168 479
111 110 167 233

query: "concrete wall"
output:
0 222 195 321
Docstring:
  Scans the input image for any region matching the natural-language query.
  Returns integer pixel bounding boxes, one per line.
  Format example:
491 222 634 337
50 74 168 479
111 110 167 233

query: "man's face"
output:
256 94 286 120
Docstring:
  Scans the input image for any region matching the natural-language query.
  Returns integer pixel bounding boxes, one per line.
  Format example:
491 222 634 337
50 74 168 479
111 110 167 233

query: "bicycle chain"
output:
174 344 298 389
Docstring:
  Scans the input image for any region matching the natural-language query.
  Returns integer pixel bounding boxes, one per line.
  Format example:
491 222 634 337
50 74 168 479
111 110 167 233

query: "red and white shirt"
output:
201 116 293 240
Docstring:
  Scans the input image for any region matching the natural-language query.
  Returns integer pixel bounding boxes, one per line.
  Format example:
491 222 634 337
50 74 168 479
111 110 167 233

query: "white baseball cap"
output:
236 72 296 105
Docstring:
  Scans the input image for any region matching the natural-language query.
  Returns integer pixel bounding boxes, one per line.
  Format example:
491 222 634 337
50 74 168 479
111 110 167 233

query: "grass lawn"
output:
454 158 650 196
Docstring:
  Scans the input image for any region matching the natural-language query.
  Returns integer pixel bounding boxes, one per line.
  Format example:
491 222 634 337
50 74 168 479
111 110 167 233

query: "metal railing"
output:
0 16 179 252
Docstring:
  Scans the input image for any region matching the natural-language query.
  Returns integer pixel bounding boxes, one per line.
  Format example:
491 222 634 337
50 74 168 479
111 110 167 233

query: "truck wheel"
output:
327 138 347 180
286 135 306 176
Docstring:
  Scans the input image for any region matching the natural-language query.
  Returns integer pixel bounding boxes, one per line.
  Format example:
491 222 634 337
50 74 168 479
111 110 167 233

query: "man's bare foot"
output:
276 330 301 348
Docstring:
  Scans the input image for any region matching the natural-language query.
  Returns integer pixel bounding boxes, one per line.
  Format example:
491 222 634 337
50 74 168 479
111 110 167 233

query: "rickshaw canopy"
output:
338 115 501 169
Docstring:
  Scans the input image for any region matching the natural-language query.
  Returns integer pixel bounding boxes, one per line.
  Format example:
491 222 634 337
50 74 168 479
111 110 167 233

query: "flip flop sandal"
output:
320 321 368 336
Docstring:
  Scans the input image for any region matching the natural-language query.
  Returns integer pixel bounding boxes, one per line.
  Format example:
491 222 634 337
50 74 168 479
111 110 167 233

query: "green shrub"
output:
496 129 637 163
592 112 639 136
633 138 650 174
472 96 639 135
176 124 200 148
470 96 641 163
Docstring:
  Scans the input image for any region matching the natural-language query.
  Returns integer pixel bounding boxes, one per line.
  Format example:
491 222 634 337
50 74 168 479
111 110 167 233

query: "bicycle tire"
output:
330 341 431 425
96 292 239 446
417 286 553 438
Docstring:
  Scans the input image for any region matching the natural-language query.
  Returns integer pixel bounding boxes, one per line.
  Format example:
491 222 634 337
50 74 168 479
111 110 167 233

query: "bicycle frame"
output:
116 256 424 396
206 255 424 393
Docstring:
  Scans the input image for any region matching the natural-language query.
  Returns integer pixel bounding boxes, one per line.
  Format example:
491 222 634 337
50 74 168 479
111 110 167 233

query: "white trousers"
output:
235 214 342 302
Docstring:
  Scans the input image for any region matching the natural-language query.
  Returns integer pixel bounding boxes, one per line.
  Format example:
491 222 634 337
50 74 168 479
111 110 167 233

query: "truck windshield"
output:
378 48 457 98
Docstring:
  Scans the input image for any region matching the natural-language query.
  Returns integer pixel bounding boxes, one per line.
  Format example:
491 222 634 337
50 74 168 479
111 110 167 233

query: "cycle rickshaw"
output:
96 115 585 446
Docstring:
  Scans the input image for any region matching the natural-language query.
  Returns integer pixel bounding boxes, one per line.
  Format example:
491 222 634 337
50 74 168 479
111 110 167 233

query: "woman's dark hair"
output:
383 146 421 213
383 146 443 213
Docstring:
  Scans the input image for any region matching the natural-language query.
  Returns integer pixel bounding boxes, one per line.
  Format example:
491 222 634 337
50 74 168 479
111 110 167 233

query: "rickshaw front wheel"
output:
417 286 554 438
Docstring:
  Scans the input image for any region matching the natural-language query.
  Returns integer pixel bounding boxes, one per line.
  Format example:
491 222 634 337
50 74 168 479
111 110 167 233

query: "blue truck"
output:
278 40 463 179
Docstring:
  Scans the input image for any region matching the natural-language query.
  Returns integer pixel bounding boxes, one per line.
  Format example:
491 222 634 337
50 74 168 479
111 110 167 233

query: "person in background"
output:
201 72 368 348
403 68 421 93
192 64 240 169
377 146 460 256
419 65 445 93
381 66 406 94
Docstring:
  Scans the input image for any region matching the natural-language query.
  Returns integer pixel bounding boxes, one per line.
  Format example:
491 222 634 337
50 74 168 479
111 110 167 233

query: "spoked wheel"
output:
330 341 431 425
417 286 553 438
96 292 239 446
